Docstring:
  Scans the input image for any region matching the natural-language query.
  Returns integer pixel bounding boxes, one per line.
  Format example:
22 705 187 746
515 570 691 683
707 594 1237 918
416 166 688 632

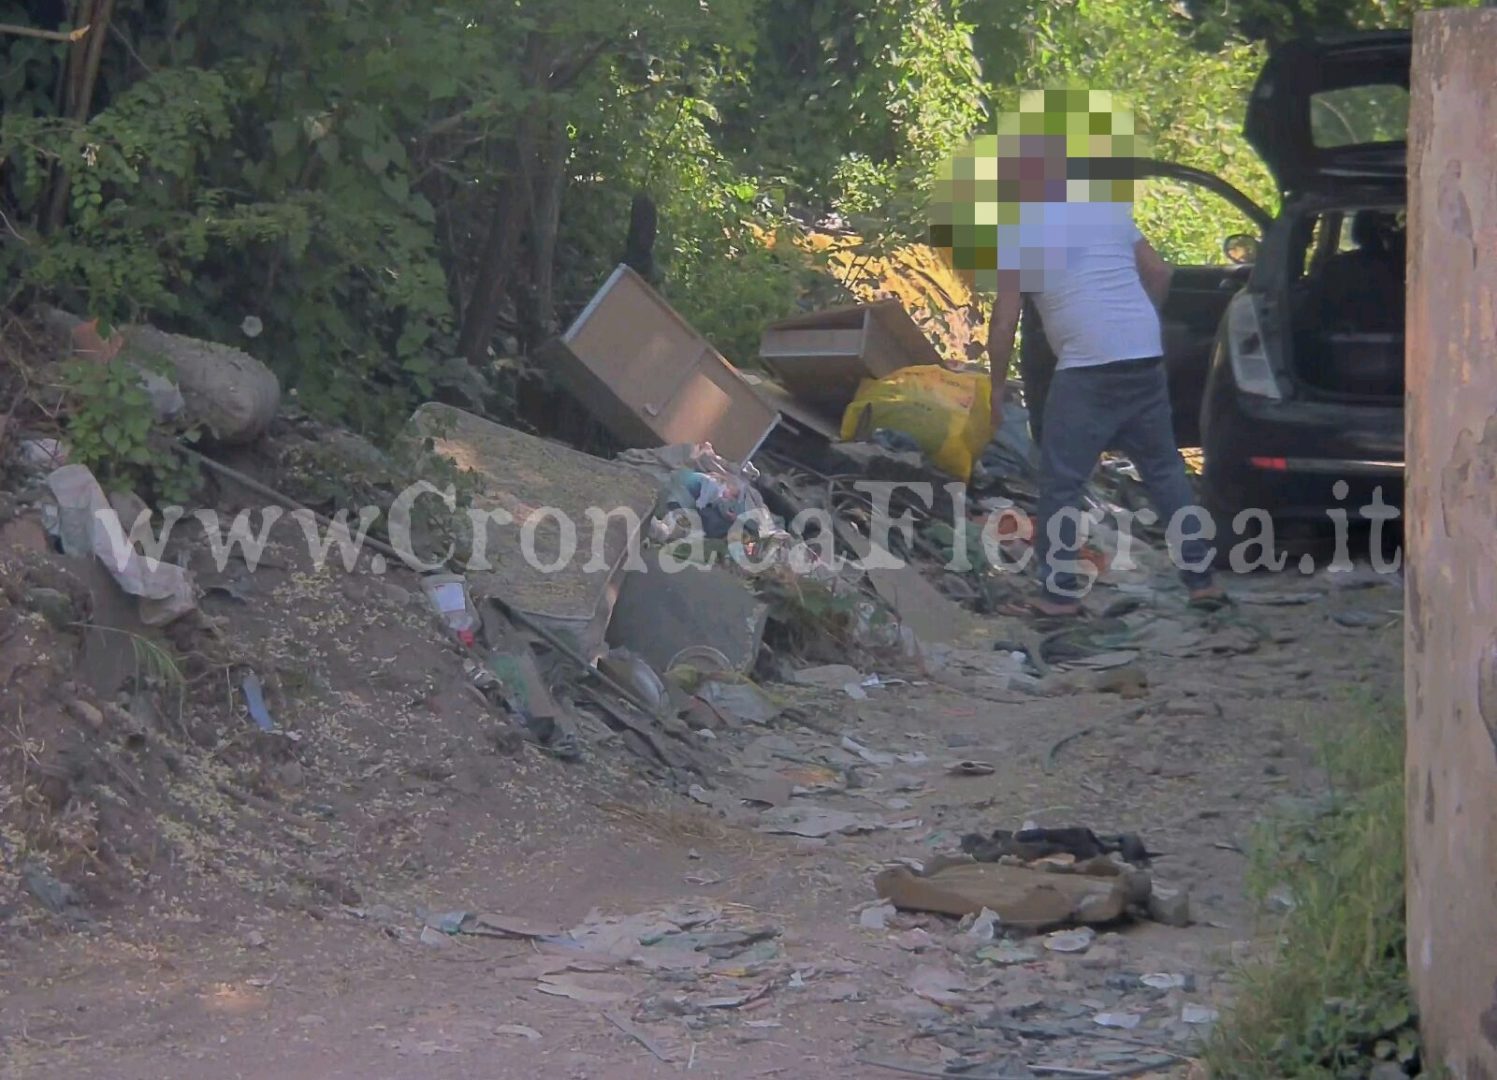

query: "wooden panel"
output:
759 327 866 359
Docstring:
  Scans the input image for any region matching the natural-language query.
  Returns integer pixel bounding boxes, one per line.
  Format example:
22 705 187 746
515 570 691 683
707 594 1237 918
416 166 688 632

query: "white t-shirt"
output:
1007 201 1163 370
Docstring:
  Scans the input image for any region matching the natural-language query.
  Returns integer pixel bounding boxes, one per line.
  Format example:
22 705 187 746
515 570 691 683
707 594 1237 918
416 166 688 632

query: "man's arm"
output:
1134 236 1173 310
987 290 1023 425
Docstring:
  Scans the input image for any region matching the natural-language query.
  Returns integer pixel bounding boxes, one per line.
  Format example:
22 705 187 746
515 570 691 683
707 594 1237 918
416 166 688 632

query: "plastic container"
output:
422 574 481 648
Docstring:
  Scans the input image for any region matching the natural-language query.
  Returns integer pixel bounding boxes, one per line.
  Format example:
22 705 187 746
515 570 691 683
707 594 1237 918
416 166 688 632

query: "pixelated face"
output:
931 88 1151 293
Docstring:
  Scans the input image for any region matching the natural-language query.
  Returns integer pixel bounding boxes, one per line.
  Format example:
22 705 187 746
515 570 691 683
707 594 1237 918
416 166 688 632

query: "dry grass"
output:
597 799 763 854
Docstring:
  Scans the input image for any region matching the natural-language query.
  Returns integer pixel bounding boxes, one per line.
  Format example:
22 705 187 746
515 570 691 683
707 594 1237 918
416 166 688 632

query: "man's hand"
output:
1134 237 1173 310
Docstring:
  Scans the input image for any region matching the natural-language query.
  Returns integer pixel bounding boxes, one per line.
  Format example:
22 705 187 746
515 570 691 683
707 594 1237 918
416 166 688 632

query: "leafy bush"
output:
0 0 1469 448
61 358 201 505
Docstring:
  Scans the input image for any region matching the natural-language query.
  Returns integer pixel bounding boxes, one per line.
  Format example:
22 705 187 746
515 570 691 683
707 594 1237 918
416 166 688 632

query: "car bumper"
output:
1201 374 1403 522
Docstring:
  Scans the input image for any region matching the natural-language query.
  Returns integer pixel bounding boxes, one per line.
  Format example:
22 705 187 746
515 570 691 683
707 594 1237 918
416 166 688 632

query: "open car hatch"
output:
1244 30 1411 196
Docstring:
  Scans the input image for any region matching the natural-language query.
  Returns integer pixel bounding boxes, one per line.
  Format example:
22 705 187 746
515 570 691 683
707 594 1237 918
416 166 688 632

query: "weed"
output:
75 624 187 722
61 357 201 505
1205 693 1414 1079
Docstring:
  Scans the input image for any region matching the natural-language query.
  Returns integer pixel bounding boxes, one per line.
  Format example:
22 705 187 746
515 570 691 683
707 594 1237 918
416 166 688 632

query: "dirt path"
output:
1 568 1403 1080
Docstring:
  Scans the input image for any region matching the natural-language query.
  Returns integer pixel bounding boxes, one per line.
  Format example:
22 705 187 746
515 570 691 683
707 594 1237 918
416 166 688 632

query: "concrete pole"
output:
1406 9 1497 1077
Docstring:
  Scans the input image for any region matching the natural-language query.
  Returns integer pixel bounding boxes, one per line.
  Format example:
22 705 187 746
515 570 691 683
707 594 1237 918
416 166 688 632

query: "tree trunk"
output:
456 172 526 366
527 116 569 343
456 37 547 367
45 0 116 234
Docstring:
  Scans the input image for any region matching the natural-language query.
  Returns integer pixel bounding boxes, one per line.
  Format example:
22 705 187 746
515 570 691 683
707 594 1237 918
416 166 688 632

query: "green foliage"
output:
0 0 1446 447
998 0 1275 265
1206 692 1415 1079
61 359 201 505
2 67 238 314
717 0 987 249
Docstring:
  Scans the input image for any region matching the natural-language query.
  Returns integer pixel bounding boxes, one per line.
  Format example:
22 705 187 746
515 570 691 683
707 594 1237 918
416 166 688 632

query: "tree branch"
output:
0 21 92 43
549 38 611 91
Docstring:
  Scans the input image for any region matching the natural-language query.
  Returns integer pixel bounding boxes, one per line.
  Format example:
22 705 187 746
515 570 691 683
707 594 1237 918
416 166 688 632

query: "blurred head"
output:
931 87 1152 293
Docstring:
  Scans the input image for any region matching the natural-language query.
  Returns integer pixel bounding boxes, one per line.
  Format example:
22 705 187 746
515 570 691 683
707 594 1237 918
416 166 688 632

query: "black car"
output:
1019 31 1409 532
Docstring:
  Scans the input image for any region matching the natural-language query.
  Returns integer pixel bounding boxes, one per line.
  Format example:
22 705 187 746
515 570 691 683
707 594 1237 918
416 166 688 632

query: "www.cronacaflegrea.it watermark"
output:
67 478 1404 593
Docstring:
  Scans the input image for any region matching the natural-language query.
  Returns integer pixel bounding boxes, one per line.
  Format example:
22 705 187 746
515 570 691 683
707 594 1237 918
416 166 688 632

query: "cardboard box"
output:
538 265 779 463
758 299 941 413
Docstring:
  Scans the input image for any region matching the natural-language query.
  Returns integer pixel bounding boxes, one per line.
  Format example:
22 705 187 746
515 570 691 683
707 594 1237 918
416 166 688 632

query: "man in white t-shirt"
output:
985 143 1226 616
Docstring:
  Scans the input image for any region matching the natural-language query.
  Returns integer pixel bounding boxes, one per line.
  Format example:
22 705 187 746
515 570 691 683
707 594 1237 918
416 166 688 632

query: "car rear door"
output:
1243 31 1410 199
1141 163 1272 446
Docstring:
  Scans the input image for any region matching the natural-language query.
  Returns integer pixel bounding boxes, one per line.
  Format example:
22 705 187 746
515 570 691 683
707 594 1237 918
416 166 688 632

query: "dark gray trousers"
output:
1034 356 1215 600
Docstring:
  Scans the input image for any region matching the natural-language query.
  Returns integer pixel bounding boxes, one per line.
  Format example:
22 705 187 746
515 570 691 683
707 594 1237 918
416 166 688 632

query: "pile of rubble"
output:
0 264 1189 924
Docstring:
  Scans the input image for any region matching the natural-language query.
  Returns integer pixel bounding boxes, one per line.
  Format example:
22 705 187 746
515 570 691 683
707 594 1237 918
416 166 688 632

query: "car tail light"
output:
1224 291 1283 400
1250 456 1288 471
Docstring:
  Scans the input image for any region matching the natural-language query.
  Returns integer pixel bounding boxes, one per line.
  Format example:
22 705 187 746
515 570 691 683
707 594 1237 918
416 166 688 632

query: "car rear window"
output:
1310 84 1409 148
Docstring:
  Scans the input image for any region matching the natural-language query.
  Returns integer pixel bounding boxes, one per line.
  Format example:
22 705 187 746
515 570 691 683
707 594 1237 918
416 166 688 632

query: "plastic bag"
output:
840 368 994 480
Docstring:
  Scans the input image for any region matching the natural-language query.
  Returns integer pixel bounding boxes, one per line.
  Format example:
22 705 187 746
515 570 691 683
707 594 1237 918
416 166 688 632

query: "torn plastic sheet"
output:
46 464 196 625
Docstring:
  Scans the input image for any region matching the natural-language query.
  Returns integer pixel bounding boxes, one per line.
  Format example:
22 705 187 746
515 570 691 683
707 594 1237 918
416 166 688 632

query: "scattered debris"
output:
860 903 898 930
494 1025 542 1041
960 827 1158 867
422 574 481 647
876 857 1139 930
1141 973 1188 990
695 675 780 726
964 907 1002 941
606 555 768 675
842 735 896 766
793 664 865 689
759 805 885 838
406 403 658 661
1233 590 1325 606
22 862 86 918
1094 1011 1143 1030
978 944 1039 966
1043 928 1097 954
1181 1004 1220 1025
893 928 935 952
1332 608 1400 629
908 964 972 1006
535 972 633 1005
241 674 275 733
1146 886 1193 928
604 1010 673 1062
464 913 568 940
47 463 196 625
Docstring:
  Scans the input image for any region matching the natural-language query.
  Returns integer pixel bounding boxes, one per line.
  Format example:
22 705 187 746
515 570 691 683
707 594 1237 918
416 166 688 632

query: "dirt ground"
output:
1 491 1404 1079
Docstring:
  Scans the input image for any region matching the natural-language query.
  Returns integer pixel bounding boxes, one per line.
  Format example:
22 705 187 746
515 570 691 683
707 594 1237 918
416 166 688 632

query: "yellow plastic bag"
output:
840 367 994 481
